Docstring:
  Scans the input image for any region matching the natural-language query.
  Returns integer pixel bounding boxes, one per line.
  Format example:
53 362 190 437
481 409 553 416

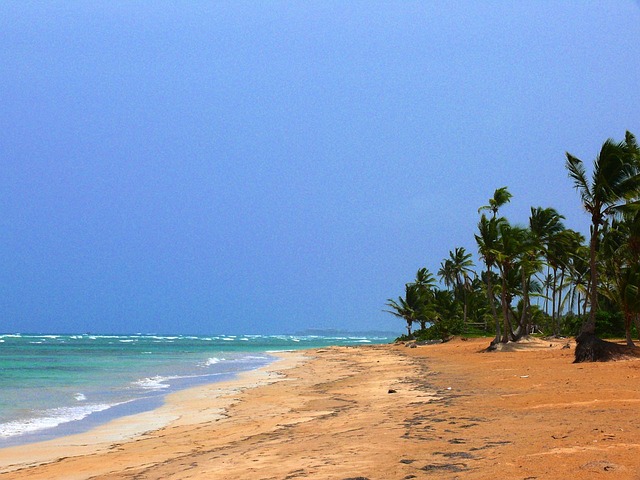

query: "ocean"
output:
0 333 392 447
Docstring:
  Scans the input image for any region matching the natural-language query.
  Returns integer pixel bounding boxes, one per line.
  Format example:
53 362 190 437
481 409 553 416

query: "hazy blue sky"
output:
2 2 639 335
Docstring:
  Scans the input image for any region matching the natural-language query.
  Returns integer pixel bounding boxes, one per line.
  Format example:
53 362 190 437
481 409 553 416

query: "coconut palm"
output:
566 131 640 335
478 186 513 218
409 268 437 330
600 214 640 345
568 246 590 317
555 230 586 318
492 220 528 342
439 247 475 328
385 283 428 336
475 214 505 342
515 228 543 337
412 267 436 291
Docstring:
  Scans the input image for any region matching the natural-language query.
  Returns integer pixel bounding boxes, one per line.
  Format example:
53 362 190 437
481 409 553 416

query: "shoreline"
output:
4 338 640 478
0 350 307 475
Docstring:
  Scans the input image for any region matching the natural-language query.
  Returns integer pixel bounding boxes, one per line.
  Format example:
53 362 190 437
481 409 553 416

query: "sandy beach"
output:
2 337 640 479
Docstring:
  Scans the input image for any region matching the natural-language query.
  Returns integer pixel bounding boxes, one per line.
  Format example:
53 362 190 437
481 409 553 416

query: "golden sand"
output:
2 338 640 479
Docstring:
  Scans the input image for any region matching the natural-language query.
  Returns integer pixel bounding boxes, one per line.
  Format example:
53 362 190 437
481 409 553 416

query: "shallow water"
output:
0 333 391 447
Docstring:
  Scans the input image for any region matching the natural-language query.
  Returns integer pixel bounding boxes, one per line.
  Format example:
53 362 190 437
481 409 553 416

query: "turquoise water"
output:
0 333 391 447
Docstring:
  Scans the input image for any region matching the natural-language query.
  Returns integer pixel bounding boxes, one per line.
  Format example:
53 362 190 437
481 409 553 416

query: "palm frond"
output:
566 153 593 207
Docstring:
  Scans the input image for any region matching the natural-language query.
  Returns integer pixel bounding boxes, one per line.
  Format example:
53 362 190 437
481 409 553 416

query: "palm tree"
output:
515 227 543 337
493 220 528 342
541 273 553 316
430 288 462 339
413 267 436 291
555 230 585 319
476 214 505 342
528 207 567 333
600 215 640 345
566 131 640 336
568 246 590 317
409 268 437 330
439 248 475 328
385 283 427 336
478 186 513 218
386 268 437 335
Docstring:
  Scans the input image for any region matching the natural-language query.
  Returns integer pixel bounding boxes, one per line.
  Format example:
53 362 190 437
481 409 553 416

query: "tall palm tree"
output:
478 186 513 218
430 288 462 339
409 268 437 330
476 214 505 342
566 131 640 335
555 230 586 319
541 273 553 316
439 248 475 328
515 227 543 337
413 267 436 291
493 220 527 342
601 215 640 345
529 207 567 333
567 246 590 317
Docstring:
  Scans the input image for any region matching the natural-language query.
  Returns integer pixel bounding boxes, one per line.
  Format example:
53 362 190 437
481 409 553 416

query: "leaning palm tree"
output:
385 283 428 336
566 131 640 336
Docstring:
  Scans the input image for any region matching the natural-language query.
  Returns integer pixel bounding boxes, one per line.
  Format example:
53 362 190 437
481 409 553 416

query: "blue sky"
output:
1 2 639 335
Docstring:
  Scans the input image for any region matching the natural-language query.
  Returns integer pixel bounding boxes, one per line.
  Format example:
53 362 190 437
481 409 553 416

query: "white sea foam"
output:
132 376 171 391
203 357 225 366
0 403 116 438
74 393 87 401
240 355 270 361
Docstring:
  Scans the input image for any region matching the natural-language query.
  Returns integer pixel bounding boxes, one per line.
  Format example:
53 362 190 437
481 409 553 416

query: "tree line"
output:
386 132 640 351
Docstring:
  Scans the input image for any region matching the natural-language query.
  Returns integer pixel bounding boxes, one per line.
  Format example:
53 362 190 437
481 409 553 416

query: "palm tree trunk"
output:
463 287 468 329
544 265 551 315
624 309 634 347
519 269 530 337
486 268 501 343
582 223 599 335
558 267 566 329
577 291 581 317
552 267 558 335
500 271 511 343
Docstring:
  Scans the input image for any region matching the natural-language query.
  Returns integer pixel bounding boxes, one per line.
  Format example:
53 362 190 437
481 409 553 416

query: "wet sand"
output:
2 337 640 479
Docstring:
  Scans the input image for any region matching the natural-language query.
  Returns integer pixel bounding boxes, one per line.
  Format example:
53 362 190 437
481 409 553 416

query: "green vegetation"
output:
386 132 640 355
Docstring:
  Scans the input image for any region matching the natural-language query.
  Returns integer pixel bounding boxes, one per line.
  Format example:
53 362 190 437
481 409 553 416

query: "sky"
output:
1 1 640 335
